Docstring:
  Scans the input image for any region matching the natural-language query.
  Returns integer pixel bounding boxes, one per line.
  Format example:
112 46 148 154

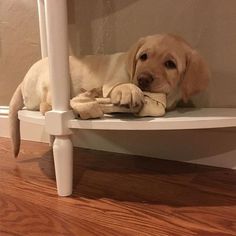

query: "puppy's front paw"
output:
110 83 144 108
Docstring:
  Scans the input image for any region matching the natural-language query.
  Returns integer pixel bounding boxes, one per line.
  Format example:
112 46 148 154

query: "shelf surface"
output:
18 108 236 130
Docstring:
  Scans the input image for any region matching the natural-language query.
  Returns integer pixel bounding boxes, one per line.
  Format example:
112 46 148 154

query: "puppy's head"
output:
127 34 210 108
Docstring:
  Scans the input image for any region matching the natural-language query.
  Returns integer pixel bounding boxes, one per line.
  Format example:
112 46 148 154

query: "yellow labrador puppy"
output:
9 34 210 157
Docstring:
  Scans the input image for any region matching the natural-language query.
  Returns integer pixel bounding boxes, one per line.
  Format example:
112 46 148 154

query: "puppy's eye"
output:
164 60 176 69
139 53 148 61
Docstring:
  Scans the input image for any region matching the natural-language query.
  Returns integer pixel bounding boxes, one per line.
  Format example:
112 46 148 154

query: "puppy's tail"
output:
9 83 24 158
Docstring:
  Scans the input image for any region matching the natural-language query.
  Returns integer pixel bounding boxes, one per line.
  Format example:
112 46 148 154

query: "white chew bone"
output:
136 92 166 117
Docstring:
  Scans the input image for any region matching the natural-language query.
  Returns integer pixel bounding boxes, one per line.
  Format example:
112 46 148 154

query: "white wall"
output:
72 128 236 169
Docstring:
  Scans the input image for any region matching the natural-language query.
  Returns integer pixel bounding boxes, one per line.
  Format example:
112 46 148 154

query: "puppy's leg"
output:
40 88 52 115
109 83 144 109
40 102 52 115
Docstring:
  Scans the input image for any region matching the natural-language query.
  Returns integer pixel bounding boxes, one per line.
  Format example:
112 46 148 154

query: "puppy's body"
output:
21 53 129 111
9 34 210 157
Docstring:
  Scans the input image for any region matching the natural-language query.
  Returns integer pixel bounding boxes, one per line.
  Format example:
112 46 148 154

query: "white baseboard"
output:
2 109 236 169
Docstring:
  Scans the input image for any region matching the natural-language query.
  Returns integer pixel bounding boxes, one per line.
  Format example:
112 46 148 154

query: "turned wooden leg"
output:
44 0 74 196
53 136 73 196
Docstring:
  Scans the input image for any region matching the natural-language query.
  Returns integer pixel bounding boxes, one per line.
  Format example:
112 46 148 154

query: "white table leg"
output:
44 0 74 196
37 0 48 58
37 0 54 145
53 136 73 196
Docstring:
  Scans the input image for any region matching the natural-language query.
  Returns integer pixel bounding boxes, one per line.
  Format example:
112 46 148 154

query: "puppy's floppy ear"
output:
181 50 210 102
102 37 146 98
126 37 146 80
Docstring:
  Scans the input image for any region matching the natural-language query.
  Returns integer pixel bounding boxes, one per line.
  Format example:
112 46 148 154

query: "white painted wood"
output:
53 136 73 196
37 0 53 147
44 0 73 196
2 112 236 169
45 0 70 111
18 110 45 125
45 110 74 135
18 108 236 130
37 0 48 57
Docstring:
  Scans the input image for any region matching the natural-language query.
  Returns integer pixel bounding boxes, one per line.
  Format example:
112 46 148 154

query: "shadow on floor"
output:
34 147 236 207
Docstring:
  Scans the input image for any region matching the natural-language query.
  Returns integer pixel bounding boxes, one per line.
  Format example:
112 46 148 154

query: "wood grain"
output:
0 137 236 235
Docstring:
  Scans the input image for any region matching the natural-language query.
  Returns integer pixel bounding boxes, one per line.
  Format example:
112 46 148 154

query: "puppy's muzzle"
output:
137 73 154 90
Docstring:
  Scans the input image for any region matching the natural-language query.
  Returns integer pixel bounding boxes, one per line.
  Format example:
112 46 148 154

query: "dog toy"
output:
70 90 166 119
136 92 166 117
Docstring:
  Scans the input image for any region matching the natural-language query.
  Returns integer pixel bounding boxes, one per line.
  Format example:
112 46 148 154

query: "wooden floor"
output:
0 137 236 236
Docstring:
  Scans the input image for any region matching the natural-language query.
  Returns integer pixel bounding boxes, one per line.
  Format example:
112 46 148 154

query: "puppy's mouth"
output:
138 84 151 92
135 72 171 94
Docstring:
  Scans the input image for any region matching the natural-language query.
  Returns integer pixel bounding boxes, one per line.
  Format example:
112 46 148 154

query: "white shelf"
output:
18 108 236 130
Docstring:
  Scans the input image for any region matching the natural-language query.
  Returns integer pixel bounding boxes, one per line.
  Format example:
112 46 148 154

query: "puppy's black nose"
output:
137 73 154 89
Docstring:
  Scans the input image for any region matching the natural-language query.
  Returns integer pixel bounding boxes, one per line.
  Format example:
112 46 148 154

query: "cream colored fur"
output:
9 34 210 157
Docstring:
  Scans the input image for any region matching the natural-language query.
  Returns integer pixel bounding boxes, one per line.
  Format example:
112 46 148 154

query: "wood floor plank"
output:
0 137 236 235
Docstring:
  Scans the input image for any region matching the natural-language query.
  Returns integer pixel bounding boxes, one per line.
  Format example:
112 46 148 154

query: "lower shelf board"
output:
18 108 236 130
